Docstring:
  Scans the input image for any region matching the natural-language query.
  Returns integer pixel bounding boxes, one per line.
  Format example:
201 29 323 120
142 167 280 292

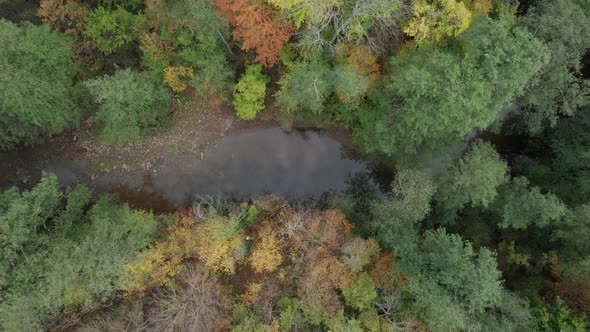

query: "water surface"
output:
1 127 372 212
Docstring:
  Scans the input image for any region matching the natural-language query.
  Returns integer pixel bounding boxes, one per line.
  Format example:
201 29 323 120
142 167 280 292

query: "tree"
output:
520 0 590 134
434 141 508 224
552 205 590 279
531 297 589 332
341 272 377 311
524 106 590 206
84 6 146 54
216 0 295 67
269 0 406 57
249 223 283 273
353 14 548 158
84 68 170 146
403 0 473 43
0 175 158 331
37 0 89 35
492 177 567 229
233 64 269 120
275 62 332 114
194 215 246 274
398 228 504 330
275 61 368 114
0 20 80 150
369 169 435 250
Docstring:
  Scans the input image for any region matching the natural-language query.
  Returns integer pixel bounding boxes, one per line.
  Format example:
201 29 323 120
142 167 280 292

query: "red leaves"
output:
215 0 296 67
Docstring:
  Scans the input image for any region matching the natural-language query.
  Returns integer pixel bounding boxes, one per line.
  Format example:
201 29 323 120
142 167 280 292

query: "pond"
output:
0 127 379 212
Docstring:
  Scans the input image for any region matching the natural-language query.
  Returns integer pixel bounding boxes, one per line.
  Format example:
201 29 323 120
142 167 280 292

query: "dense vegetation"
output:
0 0 589 330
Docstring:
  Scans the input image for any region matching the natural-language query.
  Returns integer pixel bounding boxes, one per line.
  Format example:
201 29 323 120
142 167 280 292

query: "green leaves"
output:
520 0 590 134
435 141 508 224
84 6 146 54
369 169 435 250
354 14 549 158
493 177 567 229
399 228 504 330
276 62 368 114
0 20 79 150
0 176 159 330
85 68 170 146
341 272 377 311
233 64 269 120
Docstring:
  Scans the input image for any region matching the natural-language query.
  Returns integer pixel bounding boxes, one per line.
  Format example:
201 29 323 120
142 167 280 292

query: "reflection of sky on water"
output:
43 127 371 211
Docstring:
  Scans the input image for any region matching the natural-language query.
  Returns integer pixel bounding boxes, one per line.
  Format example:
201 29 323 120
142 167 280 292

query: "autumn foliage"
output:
249 223 283 273
38 0 89 35
119 213 200 293
164 65 194 92
215 0 296 67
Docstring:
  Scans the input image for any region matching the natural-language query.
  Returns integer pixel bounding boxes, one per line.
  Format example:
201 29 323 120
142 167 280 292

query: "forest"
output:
0 0 589 330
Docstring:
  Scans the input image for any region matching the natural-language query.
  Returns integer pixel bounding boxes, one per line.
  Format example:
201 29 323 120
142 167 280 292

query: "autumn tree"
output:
233 64 269 120
164 65 194 92
269 0 406 56
194 215 246 274
216 0 295 67
120 213 201 293
0 20 80 150
249 223 283 273
37 0 89 35
337 43 381 89
404 0 473 43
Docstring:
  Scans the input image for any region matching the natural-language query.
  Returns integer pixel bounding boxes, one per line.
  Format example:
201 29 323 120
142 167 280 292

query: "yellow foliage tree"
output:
267 0 342 28
119 214 200 293
470 0 492 15
164 66 194 93
339 44 381 89
194 216 246 274
249 223 283 273
404 0 473 43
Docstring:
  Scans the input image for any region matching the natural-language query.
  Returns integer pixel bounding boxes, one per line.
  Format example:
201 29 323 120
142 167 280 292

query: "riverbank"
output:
0 98 270 186
0 100 374 212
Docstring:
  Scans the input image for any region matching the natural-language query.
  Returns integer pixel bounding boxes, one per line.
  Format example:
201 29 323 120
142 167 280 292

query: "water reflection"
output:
2 127 375 211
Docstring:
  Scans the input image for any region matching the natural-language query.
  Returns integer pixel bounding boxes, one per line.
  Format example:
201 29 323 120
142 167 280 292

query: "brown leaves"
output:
38 0 89 35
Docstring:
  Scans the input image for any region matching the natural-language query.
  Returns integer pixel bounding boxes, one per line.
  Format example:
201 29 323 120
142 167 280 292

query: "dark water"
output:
0 127 374 212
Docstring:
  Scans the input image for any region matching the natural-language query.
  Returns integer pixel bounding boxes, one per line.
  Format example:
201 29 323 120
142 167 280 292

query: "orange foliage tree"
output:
215 0 296 67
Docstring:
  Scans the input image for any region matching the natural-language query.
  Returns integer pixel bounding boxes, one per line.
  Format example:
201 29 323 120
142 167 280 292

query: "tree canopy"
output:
0 20 80 149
